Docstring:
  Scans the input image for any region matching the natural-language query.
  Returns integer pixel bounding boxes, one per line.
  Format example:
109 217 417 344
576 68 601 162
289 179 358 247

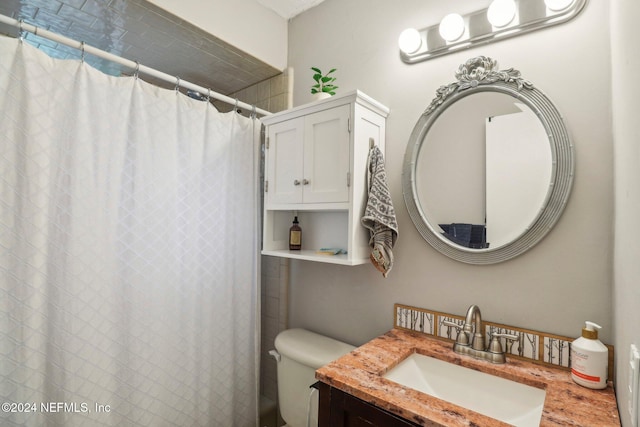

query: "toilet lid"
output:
274 328 355 369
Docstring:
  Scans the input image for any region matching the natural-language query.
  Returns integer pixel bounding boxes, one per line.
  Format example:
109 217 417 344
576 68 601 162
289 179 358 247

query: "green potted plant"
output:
311 67 338 100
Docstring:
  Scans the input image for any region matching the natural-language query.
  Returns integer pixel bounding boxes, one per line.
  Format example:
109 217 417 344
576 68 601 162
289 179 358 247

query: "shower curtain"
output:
0 37 260 427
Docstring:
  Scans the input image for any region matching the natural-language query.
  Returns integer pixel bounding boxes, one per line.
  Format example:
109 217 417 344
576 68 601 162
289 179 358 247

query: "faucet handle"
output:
442 320 469 345
489 333 519 354
442 319 461 330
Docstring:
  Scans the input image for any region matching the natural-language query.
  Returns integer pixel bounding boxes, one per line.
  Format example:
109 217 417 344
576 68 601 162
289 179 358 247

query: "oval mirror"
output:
402 57 574 264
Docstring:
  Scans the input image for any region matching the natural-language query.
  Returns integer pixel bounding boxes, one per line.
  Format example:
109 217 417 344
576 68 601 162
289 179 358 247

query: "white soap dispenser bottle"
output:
570 321 608 389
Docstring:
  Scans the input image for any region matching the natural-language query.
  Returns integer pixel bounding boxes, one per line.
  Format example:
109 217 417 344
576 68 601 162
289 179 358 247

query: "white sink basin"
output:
383 353 546 427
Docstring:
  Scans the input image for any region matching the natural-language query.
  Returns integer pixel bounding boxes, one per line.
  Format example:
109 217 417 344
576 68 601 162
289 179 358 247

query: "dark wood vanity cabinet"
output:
318 382 421 427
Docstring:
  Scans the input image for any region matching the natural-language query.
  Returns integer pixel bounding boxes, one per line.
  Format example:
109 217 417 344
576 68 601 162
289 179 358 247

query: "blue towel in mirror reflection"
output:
439 223 489 249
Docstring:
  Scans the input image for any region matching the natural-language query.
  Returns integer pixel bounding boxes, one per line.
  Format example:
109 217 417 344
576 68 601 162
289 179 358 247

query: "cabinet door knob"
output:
293 179 301 186
303 179 310 185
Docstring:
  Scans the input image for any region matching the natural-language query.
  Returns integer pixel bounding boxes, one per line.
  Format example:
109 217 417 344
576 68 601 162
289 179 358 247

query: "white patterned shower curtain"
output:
0 37 260 427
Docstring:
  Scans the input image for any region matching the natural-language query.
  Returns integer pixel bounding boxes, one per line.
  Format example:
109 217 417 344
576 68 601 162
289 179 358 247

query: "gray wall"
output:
286 0 613 347
612 1 640 426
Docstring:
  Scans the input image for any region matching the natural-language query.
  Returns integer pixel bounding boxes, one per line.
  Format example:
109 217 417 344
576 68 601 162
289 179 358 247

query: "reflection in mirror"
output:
416 92 552 249
402 56 574 264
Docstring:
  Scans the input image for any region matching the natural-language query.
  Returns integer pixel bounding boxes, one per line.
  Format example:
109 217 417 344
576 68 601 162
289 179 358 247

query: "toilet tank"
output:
273 329 355 427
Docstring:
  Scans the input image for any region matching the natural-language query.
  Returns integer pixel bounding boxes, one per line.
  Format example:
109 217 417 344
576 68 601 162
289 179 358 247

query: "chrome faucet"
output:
443 305 518 364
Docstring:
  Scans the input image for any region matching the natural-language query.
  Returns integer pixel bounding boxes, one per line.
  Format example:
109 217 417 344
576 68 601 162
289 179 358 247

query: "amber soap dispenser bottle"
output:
289 216 302 250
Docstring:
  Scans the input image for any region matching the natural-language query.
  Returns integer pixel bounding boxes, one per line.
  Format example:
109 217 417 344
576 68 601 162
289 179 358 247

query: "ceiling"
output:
256 0 326 19
0 0 311 96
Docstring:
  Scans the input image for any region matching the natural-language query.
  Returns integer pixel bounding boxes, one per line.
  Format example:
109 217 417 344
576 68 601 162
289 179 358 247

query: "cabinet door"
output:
303 104 350 203
266 117 304 205
318 383 420 427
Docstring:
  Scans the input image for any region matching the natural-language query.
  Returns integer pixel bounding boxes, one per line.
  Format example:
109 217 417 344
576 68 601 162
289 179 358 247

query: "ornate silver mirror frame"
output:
402 56 574 264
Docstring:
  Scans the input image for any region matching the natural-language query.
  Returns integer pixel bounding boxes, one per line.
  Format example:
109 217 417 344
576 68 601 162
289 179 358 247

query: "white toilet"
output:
271 328 355 427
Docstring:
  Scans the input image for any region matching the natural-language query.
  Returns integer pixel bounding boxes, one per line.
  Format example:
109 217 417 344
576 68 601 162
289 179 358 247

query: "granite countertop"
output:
316 328 620 426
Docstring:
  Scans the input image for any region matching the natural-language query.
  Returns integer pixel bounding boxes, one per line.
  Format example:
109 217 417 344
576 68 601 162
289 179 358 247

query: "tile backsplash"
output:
394 303 614 382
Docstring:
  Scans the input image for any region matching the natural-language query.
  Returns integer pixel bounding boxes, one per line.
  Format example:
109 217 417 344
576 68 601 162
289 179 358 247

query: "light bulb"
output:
398 28 422 54
439 13 465 42
544 0 574 11
487 0 517 28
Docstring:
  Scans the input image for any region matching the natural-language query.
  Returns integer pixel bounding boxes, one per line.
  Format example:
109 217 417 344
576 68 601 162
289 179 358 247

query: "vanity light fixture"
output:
439 13 465 42
398 28 422 55
544 0 575 11
399 0 586 64
487 0 517 28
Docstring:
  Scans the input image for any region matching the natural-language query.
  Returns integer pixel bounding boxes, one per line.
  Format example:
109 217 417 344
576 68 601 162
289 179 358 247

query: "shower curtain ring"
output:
251 105 257 119
234 98 239 113
18 19 24 43
134 60 140 80
80 41 85 63
206 89 211 103
175 76 180 93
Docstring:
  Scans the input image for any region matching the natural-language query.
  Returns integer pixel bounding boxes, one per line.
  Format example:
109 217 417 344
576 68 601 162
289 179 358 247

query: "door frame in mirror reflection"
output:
402 56 574 264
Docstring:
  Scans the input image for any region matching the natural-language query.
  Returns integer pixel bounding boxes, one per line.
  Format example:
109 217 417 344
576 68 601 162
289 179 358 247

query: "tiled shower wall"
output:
260 257 289 402
217 69 294 403
213 67 293 116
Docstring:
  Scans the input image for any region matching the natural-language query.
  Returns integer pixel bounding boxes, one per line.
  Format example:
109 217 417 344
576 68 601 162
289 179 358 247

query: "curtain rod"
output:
0 13 272 117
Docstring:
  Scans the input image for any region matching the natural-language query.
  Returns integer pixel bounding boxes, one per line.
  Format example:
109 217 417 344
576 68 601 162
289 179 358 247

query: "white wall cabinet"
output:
261 90 389 265
266 104 350 205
